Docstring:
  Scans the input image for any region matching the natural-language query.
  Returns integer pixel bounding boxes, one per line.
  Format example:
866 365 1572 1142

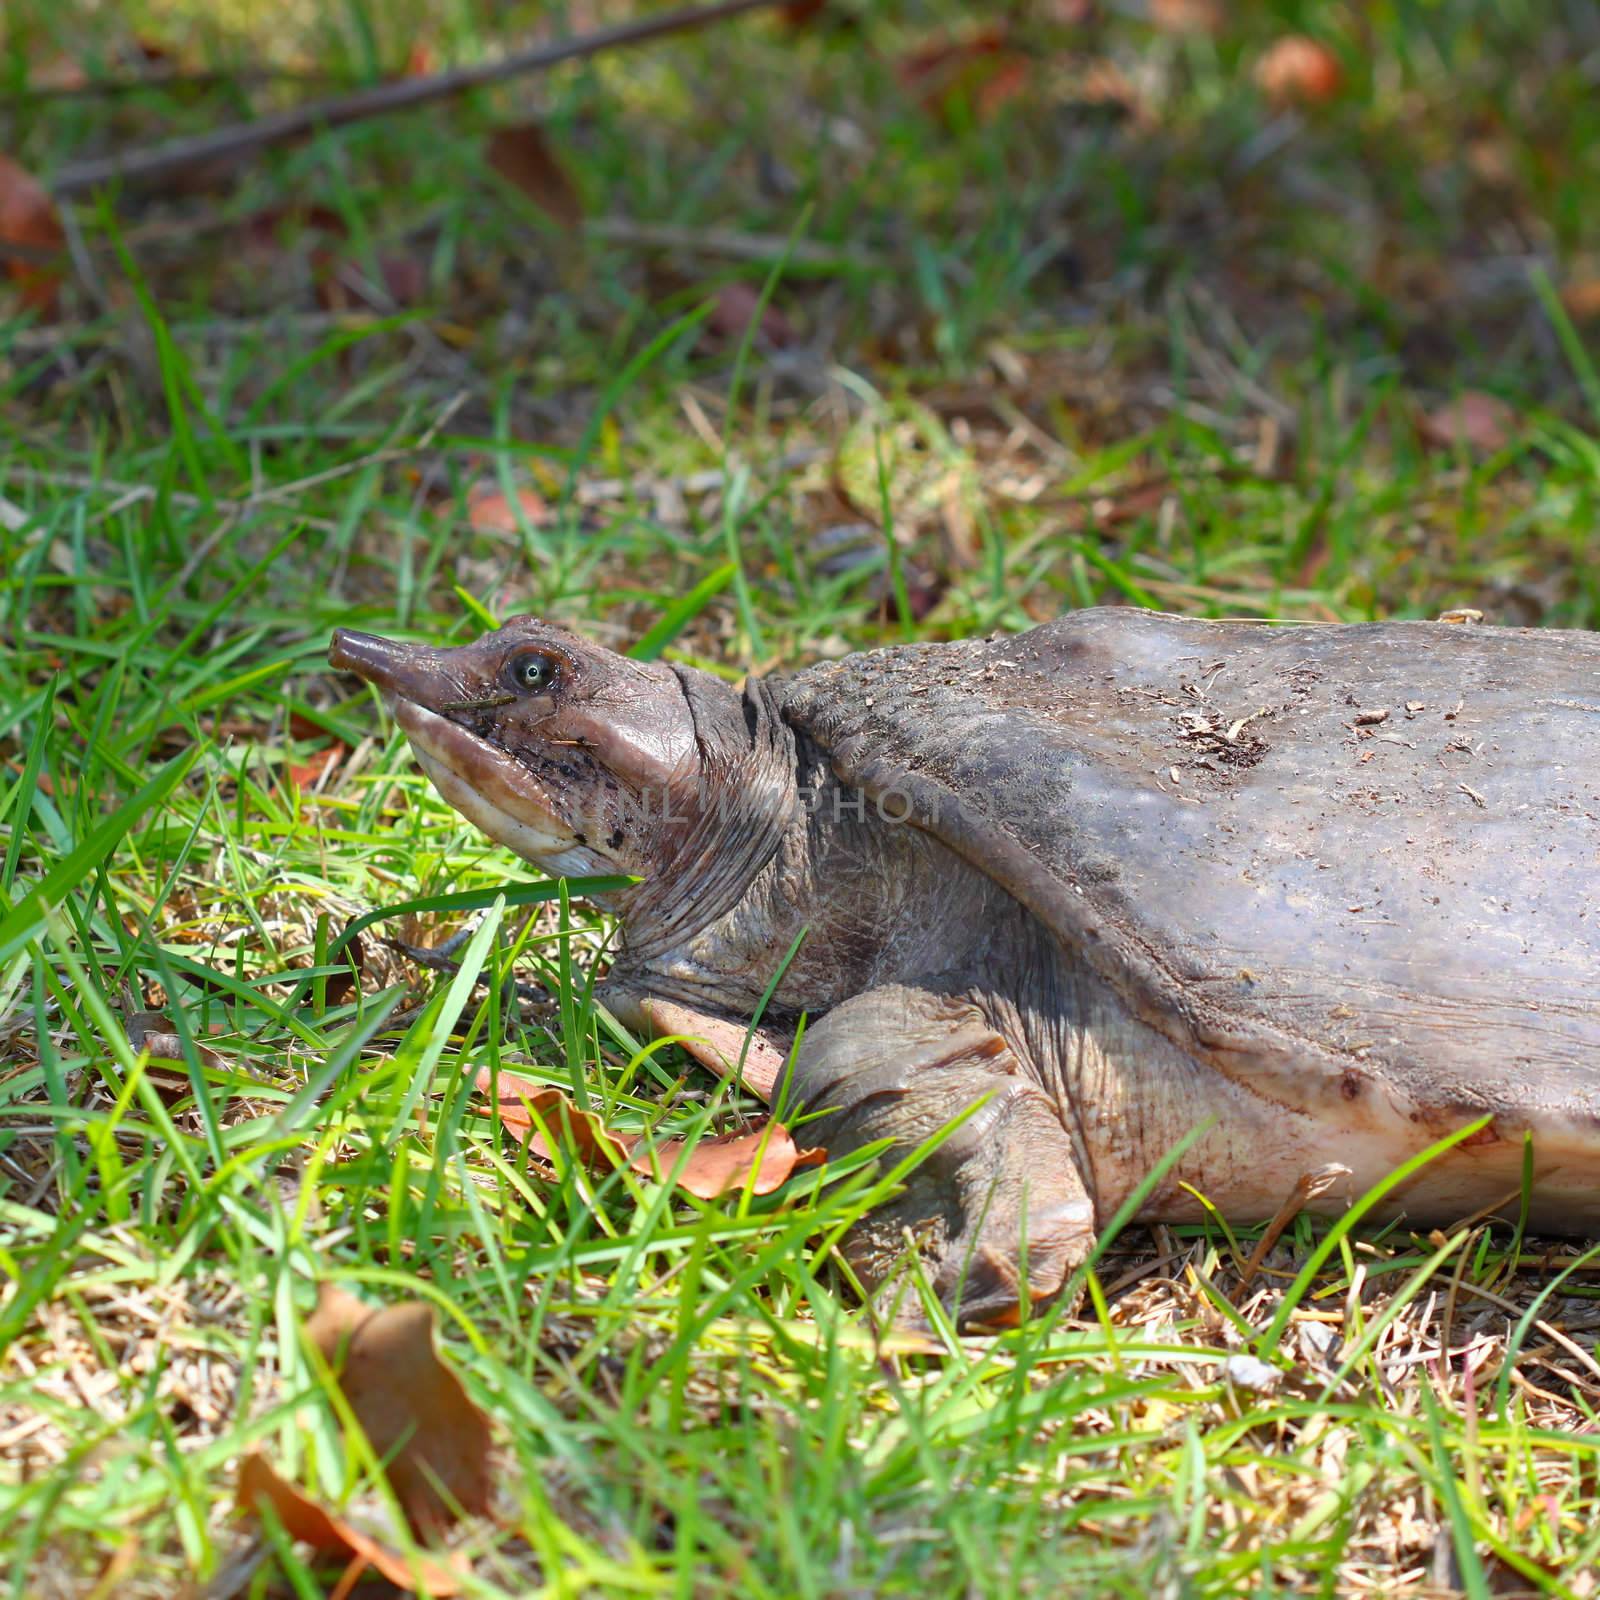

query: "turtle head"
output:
329 617 701 887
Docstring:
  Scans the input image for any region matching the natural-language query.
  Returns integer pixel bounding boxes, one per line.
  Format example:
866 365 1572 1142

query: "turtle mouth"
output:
387 696 581 860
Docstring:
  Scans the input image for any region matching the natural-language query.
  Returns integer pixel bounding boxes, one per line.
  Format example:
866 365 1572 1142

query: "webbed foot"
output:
790 979 1096 1329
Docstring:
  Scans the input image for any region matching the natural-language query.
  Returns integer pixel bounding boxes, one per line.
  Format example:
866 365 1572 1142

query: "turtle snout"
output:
329 628 413 693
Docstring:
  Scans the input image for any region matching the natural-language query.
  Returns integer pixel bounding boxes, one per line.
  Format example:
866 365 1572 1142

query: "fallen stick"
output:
51 0 790 198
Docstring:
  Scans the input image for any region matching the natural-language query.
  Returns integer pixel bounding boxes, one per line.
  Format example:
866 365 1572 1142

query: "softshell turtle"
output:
329 609 1600 1324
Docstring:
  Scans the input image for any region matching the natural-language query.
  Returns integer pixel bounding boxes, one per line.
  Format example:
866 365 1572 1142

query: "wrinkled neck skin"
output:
613 678 1004 1025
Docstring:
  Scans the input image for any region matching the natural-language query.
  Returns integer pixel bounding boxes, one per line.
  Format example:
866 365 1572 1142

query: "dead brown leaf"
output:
1254 36 1344 106
236 1453 467 1594
707 281 797 347
123 1007 228 1095
320 929 367 1009
0 154 66 315
466 482 552 534
897 25 1010 88
1417 391 1516 454
897 26 1034 126
305 1284 493 1539
487 122 583 229
475 1068 824 1197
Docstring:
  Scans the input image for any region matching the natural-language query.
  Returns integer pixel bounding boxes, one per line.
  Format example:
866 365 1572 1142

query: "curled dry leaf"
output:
475 1068 824 1199
1418 391 1516 455
473 1071 630 1168
0 154 66 315
467 482 551 535
305 1284 493 1539
123 1006 228 1101
487 121 582 229
124 1010 226 1070
237 1454 466 1595
1254 36 1344 106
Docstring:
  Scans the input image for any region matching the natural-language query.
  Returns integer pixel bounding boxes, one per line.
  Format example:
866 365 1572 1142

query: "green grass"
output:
5 0 1600 1594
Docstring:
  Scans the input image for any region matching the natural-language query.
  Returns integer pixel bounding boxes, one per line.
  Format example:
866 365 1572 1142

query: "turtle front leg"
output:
789 978 1096 1328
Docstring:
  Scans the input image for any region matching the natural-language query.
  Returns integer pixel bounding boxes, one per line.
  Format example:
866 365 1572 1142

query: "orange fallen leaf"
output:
487 122 582 229
5 758 56 796
1254 36 1344 106
289 741 347 790
1418 391 1516 454
643 1122 826 1198
0 154 66 316
475 1068 824 1198
474 1070 631 1168
237 1453 466 1594
1561 280 1600 321
467 482 551 535
708 281 796 347
305 1284 493 1540
1075 58 1149 122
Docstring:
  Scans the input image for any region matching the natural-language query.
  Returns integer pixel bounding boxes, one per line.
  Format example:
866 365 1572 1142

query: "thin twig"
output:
51 0 789 197
6 65 348 104
1235 1163 1352 1295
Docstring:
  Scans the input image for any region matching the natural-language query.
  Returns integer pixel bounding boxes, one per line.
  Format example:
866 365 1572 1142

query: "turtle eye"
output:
504 651 560 694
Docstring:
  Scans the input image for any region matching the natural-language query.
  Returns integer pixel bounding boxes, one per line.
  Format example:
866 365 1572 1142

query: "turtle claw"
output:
927 1195 1095 1330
